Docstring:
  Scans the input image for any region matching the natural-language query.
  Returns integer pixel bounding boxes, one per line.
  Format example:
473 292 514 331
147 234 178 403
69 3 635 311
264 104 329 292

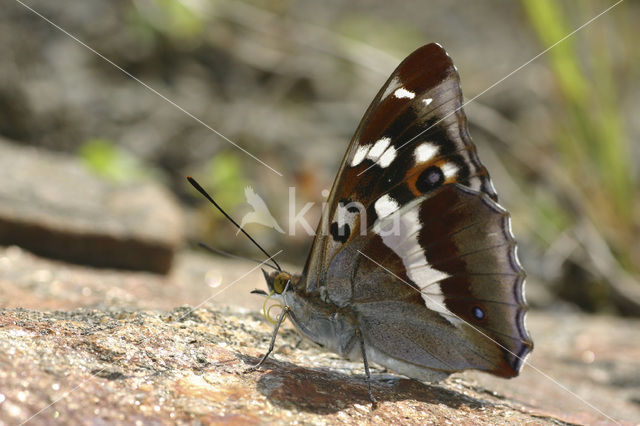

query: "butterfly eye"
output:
273 272 291 294
472 306 486 320
416 166 445 193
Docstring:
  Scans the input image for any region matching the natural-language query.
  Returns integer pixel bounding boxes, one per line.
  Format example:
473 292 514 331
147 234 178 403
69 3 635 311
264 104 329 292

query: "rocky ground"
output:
1 135 640 425
1 255 639 425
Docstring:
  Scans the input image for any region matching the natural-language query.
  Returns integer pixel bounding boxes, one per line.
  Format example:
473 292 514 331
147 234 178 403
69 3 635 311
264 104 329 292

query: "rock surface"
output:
1 247 639 425
0 307 638 425
0 245 266 313
0 139 183 274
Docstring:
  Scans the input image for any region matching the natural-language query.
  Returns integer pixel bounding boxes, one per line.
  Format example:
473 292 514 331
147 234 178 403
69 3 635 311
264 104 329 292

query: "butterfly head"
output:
261 269 294 295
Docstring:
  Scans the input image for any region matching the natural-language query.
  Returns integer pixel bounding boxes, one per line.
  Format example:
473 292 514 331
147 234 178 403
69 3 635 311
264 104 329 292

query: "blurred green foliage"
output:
203 151 250 211
128 0 205 43
337 15 424 55
523 0 638 274
78 139 155 183
531 188 573 245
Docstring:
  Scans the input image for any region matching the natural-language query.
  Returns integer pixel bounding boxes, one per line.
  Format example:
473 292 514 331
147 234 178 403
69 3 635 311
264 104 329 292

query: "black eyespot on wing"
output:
416 166 445 193
330 222 351 243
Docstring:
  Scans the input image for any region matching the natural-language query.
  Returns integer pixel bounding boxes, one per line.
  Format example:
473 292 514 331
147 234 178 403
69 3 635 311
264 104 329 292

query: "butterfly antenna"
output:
187 176 282 271
197 242 279 271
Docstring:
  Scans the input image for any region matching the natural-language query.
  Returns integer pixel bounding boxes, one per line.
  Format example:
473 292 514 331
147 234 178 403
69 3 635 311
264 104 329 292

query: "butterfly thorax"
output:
262 269 361 359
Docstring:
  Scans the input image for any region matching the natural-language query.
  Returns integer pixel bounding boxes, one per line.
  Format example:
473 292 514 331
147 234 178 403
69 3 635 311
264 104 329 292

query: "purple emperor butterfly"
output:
194 43 532 404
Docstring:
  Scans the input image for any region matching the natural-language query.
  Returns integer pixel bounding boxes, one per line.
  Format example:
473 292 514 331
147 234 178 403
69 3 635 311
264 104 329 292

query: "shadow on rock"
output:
238 354 489 414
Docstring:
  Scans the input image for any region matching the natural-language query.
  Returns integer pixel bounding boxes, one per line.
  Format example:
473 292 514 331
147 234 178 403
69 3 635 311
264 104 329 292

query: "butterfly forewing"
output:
305 43 498 284
345 42 496 207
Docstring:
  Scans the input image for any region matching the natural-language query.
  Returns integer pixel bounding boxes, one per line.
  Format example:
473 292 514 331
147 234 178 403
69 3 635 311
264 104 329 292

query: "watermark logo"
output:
237 186 285 234
237 186 400 237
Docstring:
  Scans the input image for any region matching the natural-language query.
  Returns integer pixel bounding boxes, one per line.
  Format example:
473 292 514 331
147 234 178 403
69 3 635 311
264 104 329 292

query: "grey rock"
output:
0 245 263 312
0 306 638 425
0 139 183 273
1 245 640 424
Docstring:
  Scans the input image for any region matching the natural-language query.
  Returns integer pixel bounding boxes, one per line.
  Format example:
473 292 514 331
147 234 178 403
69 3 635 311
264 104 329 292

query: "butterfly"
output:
191 42 532 405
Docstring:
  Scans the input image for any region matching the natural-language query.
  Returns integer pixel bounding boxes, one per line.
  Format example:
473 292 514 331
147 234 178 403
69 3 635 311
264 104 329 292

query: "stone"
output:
0 307 638 425
0 138 183 274
1 246 638 424
0 245 265 312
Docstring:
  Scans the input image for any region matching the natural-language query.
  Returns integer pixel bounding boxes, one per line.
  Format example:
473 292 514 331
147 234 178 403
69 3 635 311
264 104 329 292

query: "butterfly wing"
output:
304 43 496 291
302 43 531 378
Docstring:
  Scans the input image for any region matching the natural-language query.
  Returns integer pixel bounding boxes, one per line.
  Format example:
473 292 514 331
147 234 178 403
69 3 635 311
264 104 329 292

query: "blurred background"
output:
0 0 638 316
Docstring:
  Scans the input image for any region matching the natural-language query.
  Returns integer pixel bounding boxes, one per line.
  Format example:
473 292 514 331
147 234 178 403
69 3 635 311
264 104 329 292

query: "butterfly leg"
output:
246 304 290 372
356 328 377 408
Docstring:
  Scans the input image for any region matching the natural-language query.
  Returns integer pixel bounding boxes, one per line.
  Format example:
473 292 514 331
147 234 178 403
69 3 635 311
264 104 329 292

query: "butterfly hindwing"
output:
349 185 531 377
